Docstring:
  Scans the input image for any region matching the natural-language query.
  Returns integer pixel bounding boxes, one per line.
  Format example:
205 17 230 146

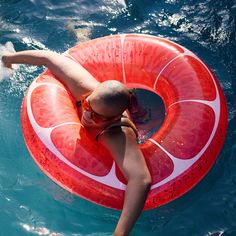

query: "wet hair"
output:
93 80 142 119
96 80 131 114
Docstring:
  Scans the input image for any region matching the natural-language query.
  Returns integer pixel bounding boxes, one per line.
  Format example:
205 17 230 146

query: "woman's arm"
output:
2 50 99 100
101 128 151 236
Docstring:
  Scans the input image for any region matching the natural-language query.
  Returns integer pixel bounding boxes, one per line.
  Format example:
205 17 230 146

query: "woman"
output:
2 49 151 236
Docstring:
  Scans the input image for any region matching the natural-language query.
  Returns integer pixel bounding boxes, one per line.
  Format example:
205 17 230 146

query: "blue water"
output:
0 0 236 235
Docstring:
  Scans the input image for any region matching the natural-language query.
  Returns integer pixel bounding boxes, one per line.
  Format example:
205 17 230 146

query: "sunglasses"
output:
81 92 121 124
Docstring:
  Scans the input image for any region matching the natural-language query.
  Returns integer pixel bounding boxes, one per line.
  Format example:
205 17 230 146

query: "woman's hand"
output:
1 53 13 69
0 42 18 81
0 42 16 68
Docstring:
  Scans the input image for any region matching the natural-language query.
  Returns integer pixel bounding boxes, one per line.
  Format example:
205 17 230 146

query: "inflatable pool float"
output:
21 34 228 210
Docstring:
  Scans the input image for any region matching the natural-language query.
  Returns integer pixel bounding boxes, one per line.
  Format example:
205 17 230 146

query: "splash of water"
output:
0 42 18 82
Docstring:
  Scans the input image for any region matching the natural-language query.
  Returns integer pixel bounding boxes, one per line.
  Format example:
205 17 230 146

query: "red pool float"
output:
21 34 228 210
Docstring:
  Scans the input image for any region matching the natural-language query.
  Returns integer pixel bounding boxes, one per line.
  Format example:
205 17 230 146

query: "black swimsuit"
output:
76 101 138 141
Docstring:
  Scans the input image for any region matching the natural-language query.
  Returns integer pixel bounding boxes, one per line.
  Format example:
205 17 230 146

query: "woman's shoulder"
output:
98 116 138 144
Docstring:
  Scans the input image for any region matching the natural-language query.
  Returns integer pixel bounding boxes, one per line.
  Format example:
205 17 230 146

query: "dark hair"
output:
97 80 131 115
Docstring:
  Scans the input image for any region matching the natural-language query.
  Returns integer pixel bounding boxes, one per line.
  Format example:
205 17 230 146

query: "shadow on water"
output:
130 88 166 143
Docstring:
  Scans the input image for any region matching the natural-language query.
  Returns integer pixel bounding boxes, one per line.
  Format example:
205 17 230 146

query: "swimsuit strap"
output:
76 101 138 141
96 120 138 141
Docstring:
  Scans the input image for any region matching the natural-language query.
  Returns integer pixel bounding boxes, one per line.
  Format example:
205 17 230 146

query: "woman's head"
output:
81 80 131 127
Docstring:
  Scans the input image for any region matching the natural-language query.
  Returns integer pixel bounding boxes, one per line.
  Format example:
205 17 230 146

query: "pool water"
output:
0 0 235 235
